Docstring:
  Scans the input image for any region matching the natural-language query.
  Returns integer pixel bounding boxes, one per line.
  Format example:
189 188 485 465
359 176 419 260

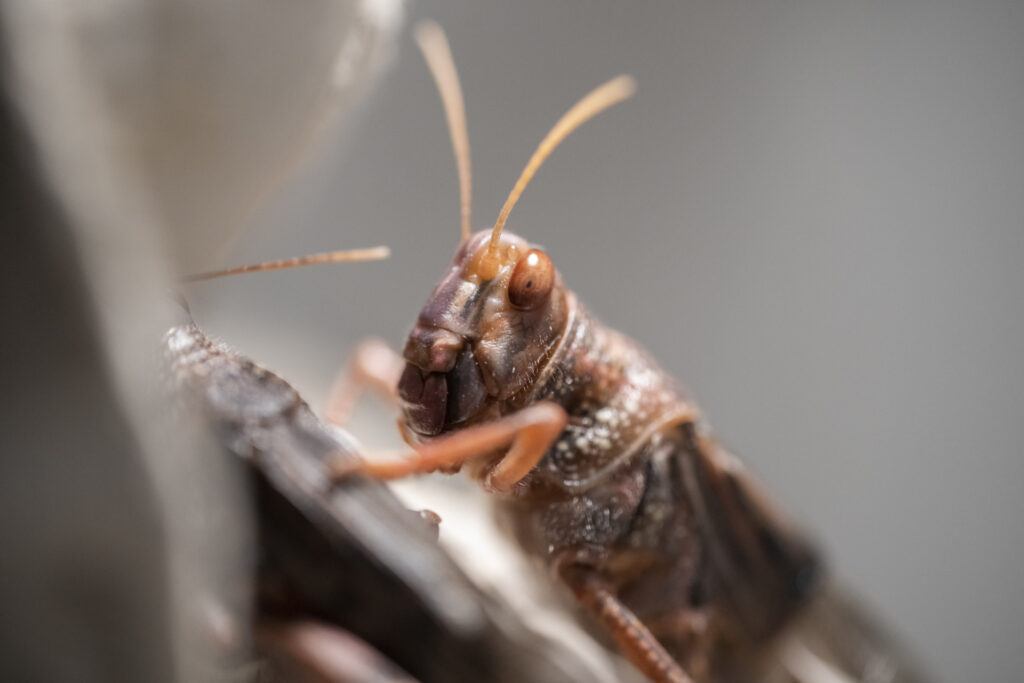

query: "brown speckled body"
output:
489 301 818 681
380 26 929 679
399 231 821 682
185 25 928 675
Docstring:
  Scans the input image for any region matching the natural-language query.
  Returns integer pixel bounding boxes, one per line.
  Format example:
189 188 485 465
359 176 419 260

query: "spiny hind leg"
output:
558 562 694 683
329 402 567 494
325 338 404 427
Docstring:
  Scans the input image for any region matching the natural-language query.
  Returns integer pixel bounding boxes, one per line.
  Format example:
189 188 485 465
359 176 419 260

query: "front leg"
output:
325 338 405 427
558 562 694 683
329 402 567 494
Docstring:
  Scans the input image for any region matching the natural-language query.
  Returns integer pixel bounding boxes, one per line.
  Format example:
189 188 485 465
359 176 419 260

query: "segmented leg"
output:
325 338 404 427
560 566 694 683
330 402 567 494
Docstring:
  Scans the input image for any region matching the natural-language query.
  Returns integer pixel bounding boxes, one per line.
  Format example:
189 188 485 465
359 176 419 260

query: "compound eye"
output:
508 249 554 310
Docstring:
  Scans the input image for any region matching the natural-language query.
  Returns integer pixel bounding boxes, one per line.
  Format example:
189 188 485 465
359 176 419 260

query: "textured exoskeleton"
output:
330 22 927 683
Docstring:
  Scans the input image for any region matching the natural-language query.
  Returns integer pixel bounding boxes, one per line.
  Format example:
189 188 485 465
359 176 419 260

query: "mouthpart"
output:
398 345 489 436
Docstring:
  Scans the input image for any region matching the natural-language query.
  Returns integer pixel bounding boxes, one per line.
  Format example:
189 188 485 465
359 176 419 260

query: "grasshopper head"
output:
400 23 633 437
398 230 569 436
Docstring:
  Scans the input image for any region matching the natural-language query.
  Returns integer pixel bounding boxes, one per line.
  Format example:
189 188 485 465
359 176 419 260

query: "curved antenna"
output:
415 20 473 241
183 246 390 282
488 75 636 258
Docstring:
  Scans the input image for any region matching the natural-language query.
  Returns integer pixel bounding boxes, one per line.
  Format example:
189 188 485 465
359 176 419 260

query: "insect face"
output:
395 24 634 440
399 230 570 437
184 22 632 450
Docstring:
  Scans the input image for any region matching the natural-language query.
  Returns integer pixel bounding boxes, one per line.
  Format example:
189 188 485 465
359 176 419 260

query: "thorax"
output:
518 303 698 495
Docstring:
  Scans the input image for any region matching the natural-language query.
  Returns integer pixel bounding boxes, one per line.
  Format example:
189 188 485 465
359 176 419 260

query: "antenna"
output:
183 246 390 282
415 20 473 241
487 75 636 261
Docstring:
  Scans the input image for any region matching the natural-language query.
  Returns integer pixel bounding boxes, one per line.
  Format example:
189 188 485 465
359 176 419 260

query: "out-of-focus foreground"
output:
0 0 405 680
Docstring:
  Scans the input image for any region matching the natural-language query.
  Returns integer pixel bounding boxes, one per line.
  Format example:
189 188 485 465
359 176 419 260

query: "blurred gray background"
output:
191 2 1024 681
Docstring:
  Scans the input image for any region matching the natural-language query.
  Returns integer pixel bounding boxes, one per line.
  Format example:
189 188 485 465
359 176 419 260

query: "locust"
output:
324 22 929 683
191 21 927 683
